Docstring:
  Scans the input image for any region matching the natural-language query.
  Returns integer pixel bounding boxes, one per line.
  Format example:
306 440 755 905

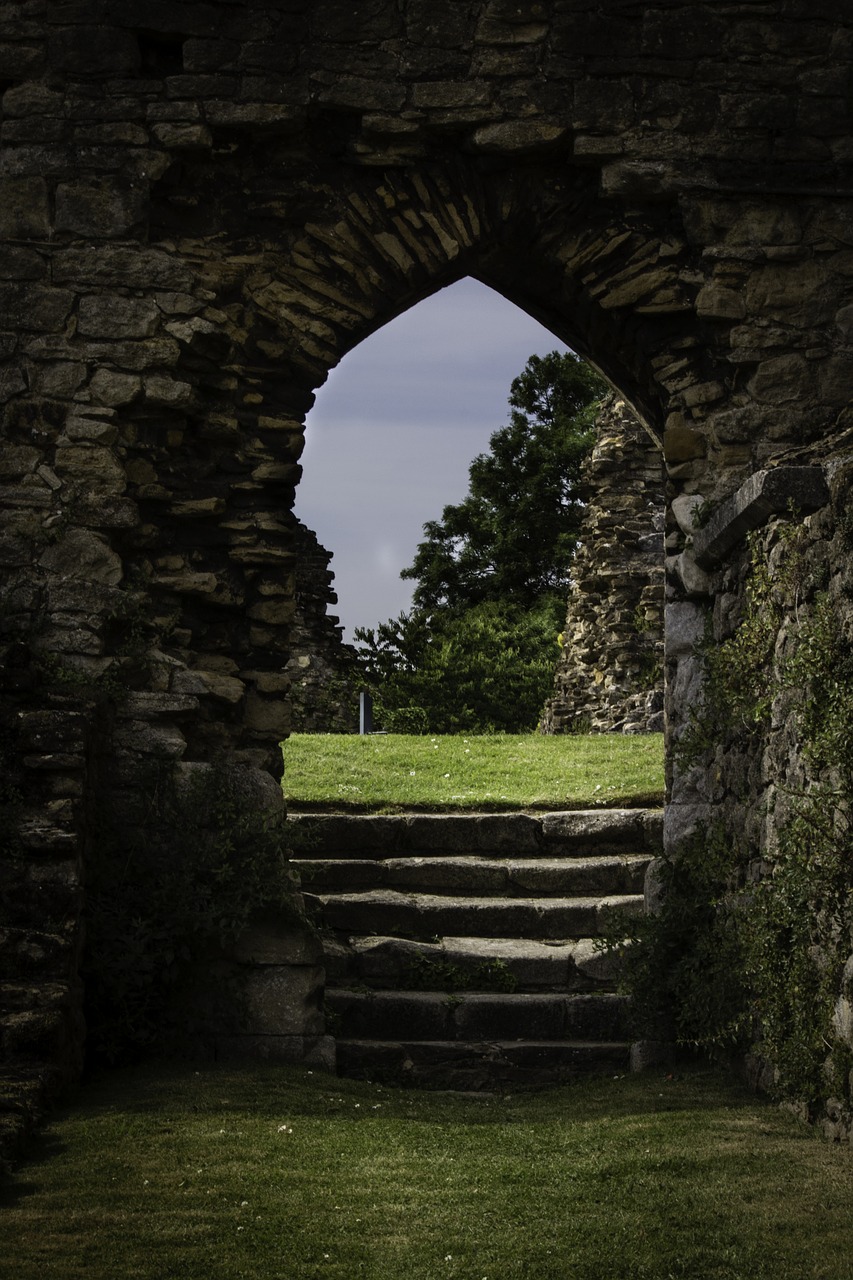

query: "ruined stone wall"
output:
656 453 853 1136
286 520 360 733
1 0 853 1151
541 395 664 735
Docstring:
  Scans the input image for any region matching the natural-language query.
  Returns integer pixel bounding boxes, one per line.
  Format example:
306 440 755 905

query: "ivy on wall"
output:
612 514 853 1114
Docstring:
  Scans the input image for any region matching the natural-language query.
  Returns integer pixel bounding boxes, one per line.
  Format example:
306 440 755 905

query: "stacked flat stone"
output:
541 395 664 735
286 520 360 734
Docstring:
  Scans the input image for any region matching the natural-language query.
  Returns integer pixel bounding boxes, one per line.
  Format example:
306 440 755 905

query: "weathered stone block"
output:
0 176 48 239
78 295 161 339
151 123 213 149
242 965 325 1036
87 369 141 407
0 367 27 401
113 720 187 759
52 247 193 291
470 120 567 154
747 353 812 405
696 283 746 320
171 668 245 704
39 530 123 586
0 284 73 332
244 692 290 734
0 445 39 477
53 444 126 495
54 180 147 239
693 467 830 569
175 761 285 816
664 602 705 658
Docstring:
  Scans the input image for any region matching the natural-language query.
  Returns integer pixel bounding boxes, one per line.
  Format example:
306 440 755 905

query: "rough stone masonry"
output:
2 0 853 1153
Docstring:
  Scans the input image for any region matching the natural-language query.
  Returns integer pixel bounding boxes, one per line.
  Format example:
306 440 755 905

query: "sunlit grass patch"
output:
282 732 664 812
3 1063 853 1280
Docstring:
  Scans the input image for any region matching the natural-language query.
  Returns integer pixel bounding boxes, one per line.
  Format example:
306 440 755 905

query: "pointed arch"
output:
233 159 710 446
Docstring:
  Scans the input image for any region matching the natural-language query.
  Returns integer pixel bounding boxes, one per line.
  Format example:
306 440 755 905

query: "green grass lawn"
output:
3 1062 853 1280
283 732 664 812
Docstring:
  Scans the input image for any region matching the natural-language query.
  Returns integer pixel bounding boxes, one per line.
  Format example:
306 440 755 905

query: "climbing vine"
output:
614 510 853 1112
83 760 306 1064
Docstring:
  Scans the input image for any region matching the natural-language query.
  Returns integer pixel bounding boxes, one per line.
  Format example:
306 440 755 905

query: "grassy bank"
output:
2 1063 852 1280
283 732 664 812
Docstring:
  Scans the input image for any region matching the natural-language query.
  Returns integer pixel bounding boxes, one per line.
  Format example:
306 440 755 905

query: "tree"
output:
402 351 606 612
355 351 607 733
356 597 565 734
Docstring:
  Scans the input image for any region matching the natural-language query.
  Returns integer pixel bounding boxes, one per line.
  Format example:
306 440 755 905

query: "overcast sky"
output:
294 277 569 641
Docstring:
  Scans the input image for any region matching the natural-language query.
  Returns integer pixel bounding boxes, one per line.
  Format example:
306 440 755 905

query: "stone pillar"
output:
542 395 665 735
285 521 360 733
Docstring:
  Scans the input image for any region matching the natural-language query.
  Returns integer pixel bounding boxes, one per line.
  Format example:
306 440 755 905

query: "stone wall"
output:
658 456 853 1135
286 520 360 734
541 394 664 735
1 0 853 1153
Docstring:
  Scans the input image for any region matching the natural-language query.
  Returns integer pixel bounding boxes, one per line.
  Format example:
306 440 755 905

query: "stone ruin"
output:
291 395 667 740
2 0 853 1156
541 393 665 735
285 519 359 733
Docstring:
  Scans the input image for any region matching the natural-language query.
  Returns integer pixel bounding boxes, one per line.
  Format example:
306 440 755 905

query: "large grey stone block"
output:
693 467 829 569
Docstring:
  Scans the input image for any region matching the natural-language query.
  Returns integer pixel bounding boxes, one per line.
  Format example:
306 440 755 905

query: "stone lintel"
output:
693 466 829 570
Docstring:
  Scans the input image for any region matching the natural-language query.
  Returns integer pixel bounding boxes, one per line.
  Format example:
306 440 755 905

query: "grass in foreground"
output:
283 732 664 812
2 1063 853 1280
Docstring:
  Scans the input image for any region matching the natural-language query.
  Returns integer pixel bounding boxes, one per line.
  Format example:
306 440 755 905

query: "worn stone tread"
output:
294 853 650 897
338 933 623 991
289 808 663 859
305 807 655 1085
335 1038 632 1087
310 889 643 939
326 988 631 1040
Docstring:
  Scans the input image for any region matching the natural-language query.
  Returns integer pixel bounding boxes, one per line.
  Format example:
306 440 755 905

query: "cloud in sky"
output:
294 277 569 640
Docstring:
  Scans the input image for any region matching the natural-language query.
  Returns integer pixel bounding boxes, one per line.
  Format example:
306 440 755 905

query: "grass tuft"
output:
2 1062 853 1279
283 732 664 812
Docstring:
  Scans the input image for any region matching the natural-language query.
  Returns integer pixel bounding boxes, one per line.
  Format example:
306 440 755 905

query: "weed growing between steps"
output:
403 953 518 993
283 732 664 811
3 1061 853 1280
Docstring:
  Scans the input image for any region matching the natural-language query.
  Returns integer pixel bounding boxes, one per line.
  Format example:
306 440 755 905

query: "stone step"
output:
296 807 661 1089
290 808 663 860
308 889 643 940
326 934 624 992
294 853 650 898
325 989 631 1042
335 1038 632 1089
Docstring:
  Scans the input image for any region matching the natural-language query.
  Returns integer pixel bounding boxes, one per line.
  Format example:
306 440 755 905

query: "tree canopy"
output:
402 351 606 612
355 350 608 733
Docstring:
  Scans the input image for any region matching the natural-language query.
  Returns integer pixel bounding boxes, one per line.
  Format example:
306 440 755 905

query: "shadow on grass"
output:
56 1057 773 1133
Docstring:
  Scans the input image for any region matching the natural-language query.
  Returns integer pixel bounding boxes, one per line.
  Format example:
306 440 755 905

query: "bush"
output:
357 596 564 734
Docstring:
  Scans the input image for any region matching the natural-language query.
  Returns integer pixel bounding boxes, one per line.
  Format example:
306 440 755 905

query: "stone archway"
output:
3 0 853 1140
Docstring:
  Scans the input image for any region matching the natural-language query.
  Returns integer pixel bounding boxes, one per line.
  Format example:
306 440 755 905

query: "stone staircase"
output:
288 808 662 1090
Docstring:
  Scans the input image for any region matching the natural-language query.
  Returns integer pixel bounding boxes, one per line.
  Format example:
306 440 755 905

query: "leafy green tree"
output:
355 351 607 733
357 596 565 734
402 351 606 611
